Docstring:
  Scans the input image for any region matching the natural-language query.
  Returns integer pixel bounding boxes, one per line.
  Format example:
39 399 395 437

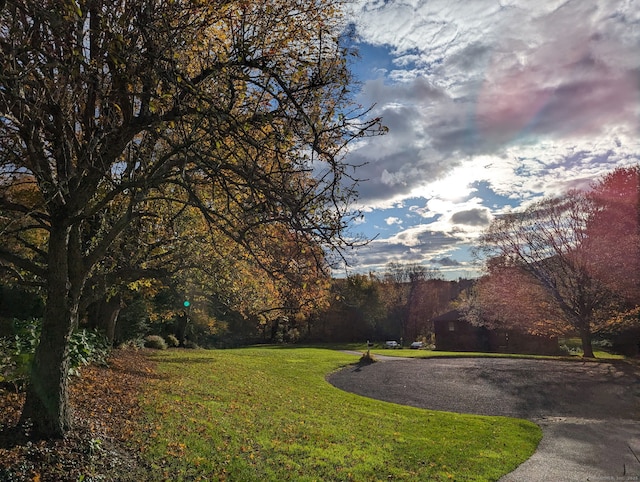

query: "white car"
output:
384 340 400 349
410 341 424 349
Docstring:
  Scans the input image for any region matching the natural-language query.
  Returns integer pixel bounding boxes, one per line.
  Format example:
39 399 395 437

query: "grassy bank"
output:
137 347 541 481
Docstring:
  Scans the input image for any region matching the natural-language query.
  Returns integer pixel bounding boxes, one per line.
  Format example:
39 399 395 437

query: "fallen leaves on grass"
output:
0 348 160 482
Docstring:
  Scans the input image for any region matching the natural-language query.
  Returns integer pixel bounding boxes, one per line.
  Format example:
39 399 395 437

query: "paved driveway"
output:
328 356 640 481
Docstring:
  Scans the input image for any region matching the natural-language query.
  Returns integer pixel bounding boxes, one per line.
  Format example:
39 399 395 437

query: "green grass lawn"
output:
136 347 541 481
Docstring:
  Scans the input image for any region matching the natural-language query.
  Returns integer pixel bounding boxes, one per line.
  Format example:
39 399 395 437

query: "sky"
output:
337 0 640 279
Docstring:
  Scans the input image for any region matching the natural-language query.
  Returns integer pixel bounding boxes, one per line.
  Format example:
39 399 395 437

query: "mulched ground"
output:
0 349 158 482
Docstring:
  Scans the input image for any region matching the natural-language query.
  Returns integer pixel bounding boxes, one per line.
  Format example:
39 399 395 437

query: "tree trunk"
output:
580 326 595 358
20 223 75 438
175 312 190 345
87 295 122 345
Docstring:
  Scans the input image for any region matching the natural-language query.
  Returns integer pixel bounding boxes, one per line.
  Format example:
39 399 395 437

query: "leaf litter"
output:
0 349 160 481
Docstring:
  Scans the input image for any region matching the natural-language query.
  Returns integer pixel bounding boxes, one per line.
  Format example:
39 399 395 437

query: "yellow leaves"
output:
165 441 187 457
126 278 161 297
127 279 152 290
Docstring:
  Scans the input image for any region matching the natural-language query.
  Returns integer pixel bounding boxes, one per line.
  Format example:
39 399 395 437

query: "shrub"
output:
144 335 167 350
183 340 199 349
12 318 40 354
0 319 41 390
118 338 146 350
559 344 580 356
593 339 613 349
0 319 111 388
68 329 111 377
0 337 19 389
359 350 376 365
165 334 180 347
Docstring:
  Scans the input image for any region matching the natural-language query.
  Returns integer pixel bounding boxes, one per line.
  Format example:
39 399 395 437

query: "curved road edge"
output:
328 354 640 481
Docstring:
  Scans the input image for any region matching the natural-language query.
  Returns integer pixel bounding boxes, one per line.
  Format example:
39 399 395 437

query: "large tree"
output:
322 273 384 342
585 166 640 302
378 262 444 343
476 180 639 358
463 258 569 338
0 0 381 437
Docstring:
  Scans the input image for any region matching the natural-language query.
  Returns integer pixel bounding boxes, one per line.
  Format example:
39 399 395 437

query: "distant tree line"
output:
0 262 469 350
313 266 470 344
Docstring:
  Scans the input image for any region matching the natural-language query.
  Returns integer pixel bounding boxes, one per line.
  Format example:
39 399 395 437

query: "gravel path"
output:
327 355 640 481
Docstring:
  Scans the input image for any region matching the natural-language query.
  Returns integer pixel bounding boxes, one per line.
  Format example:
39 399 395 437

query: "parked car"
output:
410 341 424 349
384 340 400 349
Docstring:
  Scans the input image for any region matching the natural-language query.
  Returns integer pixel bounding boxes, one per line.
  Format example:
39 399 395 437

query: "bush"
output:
183 340 199 349
0 319 111 389
117 337 146 350
144 335 167 350
12 318 40 354
68 329 111 377
593 339 613 349
559 344 580 356
0 319 41 390
165 334 180 347
0 337 21 389
359 350 376 365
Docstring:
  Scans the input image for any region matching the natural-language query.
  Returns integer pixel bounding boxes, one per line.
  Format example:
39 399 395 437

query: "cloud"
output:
385 216 403 225
450 208 492 227
346 223 467 268
346 0 640 210
346 77 462 208
340 0 640 277
431 257 462 267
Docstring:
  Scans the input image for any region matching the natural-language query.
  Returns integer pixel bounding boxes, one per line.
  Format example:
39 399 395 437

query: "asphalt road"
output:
327 356 640 481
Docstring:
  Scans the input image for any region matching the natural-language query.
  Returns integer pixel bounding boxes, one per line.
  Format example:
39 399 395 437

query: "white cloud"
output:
341 0 640 277
385 216 403 225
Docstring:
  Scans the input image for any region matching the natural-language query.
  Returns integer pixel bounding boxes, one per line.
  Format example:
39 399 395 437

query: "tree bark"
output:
580 326 595 358
87 295 122 345
175 312 190 345
20 223 75 438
